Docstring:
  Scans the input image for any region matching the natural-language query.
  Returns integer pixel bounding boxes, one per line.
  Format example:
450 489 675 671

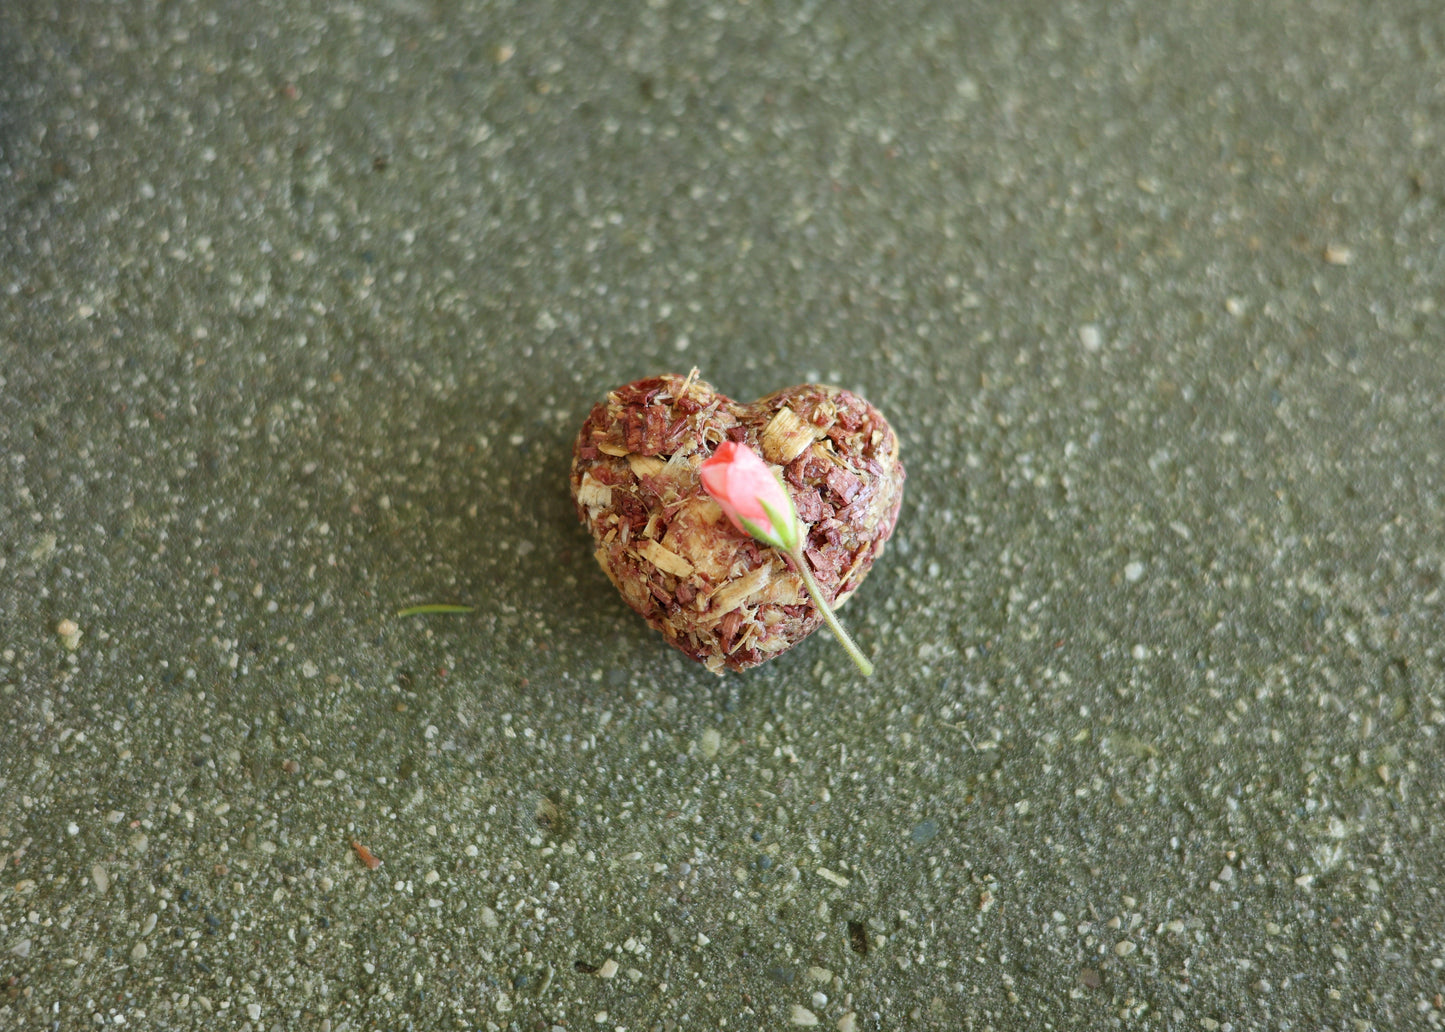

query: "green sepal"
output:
756 495 803 552
739 514 790 551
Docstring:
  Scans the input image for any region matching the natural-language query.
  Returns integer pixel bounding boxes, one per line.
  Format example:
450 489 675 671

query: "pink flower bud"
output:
699 441 801 551
700 438 873 676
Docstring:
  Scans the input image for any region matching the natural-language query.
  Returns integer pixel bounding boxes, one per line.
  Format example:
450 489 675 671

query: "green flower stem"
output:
787 547 874 678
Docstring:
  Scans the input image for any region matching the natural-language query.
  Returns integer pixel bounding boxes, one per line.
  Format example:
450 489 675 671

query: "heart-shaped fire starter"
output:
570 372 904 673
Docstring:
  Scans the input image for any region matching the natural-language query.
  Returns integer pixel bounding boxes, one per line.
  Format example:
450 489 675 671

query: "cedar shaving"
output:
700 563 773 621
626 453 668 479
574 473 612 512
637 539 696 579
759 405 822 465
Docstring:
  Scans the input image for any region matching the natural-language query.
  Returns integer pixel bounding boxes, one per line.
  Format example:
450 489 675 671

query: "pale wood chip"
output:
665 448 695 472
731 619 759 654
627 454 668 479
661 496 734 583
754 629 794 653
759 406 822 465
575 472 612 511
811 398 838 428
637 539 695 578
703 563 773 618
759 572 803 606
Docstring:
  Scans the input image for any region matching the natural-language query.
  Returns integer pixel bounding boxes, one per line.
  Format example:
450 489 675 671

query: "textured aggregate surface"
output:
3 1 1444 1029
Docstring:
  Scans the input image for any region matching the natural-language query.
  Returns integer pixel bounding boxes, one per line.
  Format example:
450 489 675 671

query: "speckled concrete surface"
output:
3 1 1444 1029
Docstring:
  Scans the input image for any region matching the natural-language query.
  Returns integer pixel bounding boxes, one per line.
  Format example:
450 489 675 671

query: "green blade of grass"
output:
395 604 475 617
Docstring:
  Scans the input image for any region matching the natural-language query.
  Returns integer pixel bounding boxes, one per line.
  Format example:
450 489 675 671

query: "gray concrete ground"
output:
3 0 1444 1029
